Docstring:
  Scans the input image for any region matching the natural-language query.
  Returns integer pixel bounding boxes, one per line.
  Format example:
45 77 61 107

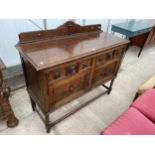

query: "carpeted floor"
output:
0 43 155 135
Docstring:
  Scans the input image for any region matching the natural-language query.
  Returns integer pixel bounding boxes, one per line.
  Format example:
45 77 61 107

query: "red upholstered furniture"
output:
101 89 155 135
132 89 155 123
101 108 155 135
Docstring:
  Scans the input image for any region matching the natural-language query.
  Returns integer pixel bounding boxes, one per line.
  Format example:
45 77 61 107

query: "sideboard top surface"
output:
17 22 129 71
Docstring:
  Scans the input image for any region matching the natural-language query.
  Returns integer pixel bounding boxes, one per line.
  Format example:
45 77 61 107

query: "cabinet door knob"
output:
107 52 113 60
67 66 77 74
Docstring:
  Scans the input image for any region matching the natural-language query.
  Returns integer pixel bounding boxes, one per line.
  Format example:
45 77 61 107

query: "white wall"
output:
0 19 129 67
85 19 109 32
46 19 69 29
0 19 43 67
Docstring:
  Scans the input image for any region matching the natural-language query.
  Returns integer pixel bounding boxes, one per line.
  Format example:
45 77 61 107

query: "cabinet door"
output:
48 70 90 110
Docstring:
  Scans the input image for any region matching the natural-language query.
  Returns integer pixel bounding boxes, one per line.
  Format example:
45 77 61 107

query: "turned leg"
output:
107 78 115 94
102 78 115 95
3 100 19 128
30 97 36 111
6 107 19 128
45 114 51 133
1 87 19 128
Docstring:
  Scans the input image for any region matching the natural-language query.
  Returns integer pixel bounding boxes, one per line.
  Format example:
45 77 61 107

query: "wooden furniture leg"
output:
0 87 19 128
45 114 50 133
130 32 149 57
138 46 144 57
0 58 18 128
102 77 116 95
30 97 36 111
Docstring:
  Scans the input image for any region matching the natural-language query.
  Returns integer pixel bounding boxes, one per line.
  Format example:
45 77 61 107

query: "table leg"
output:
102 77 116 95
138 46 144 57
30 97 36 111
45 114 50 133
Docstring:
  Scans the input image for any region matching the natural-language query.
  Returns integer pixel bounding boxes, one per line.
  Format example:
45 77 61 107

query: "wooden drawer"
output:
48 71 89 107
96 51 114 66
46 62 79 83
47 68 66 83
114 46 125 58
96 53 106 66
46 57 93 84
93 61 119 86
96 46 124 67
79 58 91 71
65 62 79 76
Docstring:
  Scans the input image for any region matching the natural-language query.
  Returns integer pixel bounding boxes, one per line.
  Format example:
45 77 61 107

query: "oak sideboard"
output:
16 21 130 133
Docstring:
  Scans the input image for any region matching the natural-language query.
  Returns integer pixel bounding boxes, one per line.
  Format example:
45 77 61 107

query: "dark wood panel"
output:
130 32 150 48
19 21 101 44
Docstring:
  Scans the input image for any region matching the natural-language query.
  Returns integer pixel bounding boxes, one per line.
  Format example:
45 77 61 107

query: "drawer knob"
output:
107 52 113 60
67 66 77 74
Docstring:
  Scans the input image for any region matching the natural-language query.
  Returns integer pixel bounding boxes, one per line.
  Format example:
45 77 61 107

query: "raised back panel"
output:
19 27 69 43
19 21 102 43
58 21 102 35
